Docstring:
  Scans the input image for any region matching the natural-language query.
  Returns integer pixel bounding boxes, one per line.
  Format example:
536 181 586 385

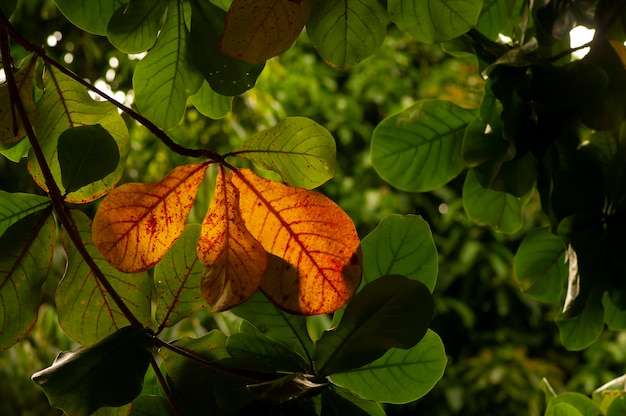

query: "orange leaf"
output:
197 168 267 311
220 0 312 64
232 169 362 315
92 163 209 273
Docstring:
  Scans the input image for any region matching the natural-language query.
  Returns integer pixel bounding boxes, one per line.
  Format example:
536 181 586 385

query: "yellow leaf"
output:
197 168 267 311
232 169 361 315
220 0 312 64
92 163 209 273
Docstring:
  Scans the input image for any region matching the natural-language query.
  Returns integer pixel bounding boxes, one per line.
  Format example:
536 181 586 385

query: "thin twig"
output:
149 356 183 416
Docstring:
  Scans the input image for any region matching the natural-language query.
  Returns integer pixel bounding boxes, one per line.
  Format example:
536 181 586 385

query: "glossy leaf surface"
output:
107 0 167 53
92 163 209 273
372 100 474 192
220 0 312 63
233 117 336 189
0 191 50 238
232 169 361 315
197 168 267 311
0 54 36 144
54 0 124 35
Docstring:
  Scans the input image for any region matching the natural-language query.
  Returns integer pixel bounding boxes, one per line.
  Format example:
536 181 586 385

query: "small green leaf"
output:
0 138 31 162
54 0 125 35
372 100 474 192
322 386 386 416
329 330 447 404
57 125 120 193
556 289 604 351
32 326 154 416
546 393 600 416
233 117 337 189
549 403 585 416
607 396 626 416
514 227 567 303
315 275 433 375
389 0 483 43
107 0 167 53
0 191 50 238
191 81 233 119
463 169 532 233
307 0 386 69
361 214 438 292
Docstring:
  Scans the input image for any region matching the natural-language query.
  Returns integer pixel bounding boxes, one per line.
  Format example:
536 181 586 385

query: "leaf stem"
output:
150 356 182 416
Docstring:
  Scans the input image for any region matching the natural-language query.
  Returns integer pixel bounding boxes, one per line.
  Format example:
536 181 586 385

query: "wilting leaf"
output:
232 169 362 315
92 163 209 273
233 117 336 189
0 54 36 144
58 211 151 345
314 275 433 375
197 168 267 311
107 0 167 53
54 0 124 35
0 191 50 238
220 0 312 63
32 326 153 416
0 210 55 350
57 125 121 193
154 224 206 328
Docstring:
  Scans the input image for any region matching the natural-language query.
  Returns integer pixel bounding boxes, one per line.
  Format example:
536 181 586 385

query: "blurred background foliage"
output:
3 1 626 415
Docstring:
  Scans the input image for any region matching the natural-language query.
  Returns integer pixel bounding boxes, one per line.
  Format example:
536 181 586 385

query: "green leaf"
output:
556 289 604 351
191 81 233 119
189 0 264 96
230 291 315 363
32 326 153 416
54 0 125 35
546 393 601 416
57 210 152 345
233 117 337 189
607 396 626 416
0 0 17 17
315 275 433 375
57 125 121 193
133 0 203 130
329 329 447 404
154 224 206 329
603 292 626 330
476 0 525 40
371 100 474 192
128 396 173 416
107 0 167 54
549 403 585 416
322 386 386 416
514 227 567 303
0 191 50 238
30 65 128 203
246 373 327 405
0 137 31 162
307 0 386 69
463 169 531 233
0 210 55 350
389 0 484 43
361 214 438 292
0 54 36 144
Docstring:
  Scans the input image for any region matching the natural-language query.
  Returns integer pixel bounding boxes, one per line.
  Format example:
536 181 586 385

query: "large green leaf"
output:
322 386 386 416
128 396 173 416
230 291 314 362
476 0 525 40
314 275 433 375
189 0 264 96
154 224 205 329
307 0 386 69
514 227 567 303
361 214 438 292
57 211 151 345
107 0 167 53
54 0 125 35
0 191 50 238
329 329 446 404
133 0 203 130
389 0 483 43
32 326 153 416
463 169 531 233
232 117 337 189
29 65 129 203
371 100 474 192
0 210 55 350
57 125 121 193
191 81 233 119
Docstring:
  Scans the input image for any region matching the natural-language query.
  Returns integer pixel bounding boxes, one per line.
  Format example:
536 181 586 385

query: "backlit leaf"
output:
371 100 474 192
92 163 209 273
0 137 31 162
307 0 386 69
0 54 36 144
220 0 312 64
107 0 167 54
58 211 151 345
54 0 124 35
0 191 50 238
233 117 336 189
191 81 233 119
329 330 447 404
232 169 361 315
29 65 129 203
361 215 437 292
197 168 267 312
389 0 483 43
133 0 203 130
32 326 153 416
0 210 55 350
154 224 206 329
